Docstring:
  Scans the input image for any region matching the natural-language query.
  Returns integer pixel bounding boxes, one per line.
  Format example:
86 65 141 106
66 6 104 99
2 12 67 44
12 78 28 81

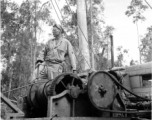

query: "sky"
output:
4 0 152 66
104 0 152 64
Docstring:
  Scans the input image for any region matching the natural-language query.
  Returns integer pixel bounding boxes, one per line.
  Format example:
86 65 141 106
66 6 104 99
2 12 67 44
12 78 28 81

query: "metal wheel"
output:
45 73 83 97
88 71 116 110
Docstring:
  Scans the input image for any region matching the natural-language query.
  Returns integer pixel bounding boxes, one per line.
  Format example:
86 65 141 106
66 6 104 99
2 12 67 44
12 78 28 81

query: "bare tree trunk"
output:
90 0 94 69
99 48 105 70
135 21 141 64
7 43 12 98
8 75 12 98
33 0 37 71
77 0 91 71
28 0 33 80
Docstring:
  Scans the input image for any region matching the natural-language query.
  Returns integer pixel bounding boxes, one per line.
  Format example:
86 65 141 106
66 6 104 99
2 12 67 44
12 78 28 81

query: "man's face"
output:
52 26 61 37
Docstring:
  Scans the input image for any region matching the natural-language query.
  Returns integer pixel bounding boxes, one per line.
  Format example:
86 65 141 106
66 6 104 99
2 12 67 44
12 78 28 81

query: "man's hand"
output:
36 60 43 65
73 70 77 74
35 60 43 69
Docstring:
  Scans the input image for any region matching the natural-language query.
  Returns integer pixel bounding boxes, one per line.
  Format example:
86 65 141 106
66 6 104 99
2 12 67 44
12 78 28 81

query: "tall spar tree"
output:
77 0 91 71
125 0 148 64
60 0 91 72
61 0 114 71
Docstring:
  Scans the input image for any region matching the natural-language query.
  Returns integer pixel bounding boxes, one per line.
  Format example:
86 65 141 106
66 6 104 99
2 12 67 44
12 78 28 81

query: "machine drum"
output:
88 71 116 110
26 73 83 112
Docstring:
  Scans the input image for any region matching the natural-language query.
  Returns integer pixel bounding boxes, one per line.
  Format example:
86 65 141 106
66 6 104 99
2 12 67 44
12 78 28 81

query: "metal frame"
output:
47 90 70 117
1 92 24 119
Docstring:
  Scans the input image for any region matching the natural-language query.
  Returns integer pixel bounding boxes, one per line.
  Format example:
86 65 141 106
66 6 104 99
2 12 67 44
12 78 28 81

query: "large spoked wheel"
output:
45 73 83 97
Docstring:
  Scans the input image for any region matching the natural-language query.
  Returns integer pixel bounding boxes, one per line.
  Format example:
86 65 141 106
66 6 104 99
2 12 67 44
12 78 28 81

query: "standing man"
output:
31 23 76 82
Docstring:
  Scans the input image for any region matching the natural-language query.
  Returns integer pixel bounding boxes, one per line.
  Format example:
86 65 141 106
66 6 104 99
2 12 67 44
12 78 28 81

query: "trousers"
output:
31 62 63 82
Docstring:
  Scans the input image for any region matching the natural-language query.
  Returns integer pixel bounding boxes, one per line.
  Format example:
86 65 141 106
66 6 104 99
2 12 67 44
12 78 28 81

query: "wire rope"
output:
107 71 151 101
144 0 152 9
2 80 47 94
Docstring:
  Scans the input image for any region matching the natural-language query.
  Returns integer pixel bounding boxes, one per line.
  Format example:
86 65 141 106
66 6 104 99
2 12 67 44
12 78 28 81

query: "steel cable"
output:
144 0 152 9
107 71 152 101
2 80 47 94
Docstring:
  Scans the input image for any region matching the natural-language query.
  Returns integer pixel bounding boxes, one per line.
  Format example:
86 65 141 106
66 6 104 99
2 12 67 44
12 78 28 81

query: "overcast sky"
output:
104 0 152 64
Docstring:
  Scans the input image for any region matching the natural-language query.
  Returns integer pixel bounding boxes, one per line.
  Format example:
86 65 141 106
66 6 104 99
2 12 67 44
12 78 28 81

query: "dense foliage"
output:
140 26 152 62
1 0 51 98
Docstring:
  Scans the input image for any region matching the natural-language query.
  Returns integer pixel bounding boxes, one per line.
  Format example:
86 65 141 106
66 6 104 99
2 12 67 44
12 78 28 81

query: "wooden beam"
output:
0 92 24 114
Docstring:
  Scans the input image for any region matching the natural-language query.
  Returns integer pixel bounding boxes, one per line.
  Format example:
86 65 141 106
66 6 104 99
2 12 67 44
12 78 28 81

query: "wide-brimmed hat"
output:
53 24 64 34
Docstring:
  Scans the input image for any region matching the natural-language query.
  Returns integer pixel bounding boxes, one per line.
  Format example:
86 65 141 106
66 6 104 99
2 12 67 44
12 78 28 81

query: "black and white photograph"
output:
0 0 152 119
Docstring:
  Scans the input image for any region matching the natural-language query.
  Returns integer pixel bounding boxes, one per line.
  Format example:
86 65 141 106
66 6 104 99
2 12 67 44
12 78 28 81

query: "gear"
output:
45 73 83 97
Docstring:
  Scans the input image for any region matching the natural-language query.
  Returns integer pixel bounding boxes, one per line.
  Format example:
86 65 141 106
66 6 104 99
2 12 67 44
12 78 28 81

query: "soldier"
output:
31 24 76 82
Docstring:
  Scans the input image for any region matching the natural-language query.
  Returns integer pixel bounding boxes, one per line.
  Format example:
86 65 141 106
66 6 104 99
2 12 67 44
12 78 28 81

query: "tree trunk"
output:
135 21 141 64
90 0 94 70
8 75 12 98
7 42 12 98
77 0 91 71
33 0 37 71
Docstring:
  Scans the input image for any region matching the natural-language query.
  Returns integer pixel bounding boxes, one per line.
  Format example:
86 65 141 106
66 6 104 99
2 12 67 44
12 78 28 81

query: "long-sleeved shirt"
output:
37 38 76 70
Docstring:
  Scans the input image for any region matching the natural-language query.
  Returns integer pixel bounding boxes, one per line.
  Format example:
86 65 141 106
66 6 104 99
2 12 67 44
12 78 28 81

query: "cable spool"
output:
27 80 48 109
27 73 83 110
